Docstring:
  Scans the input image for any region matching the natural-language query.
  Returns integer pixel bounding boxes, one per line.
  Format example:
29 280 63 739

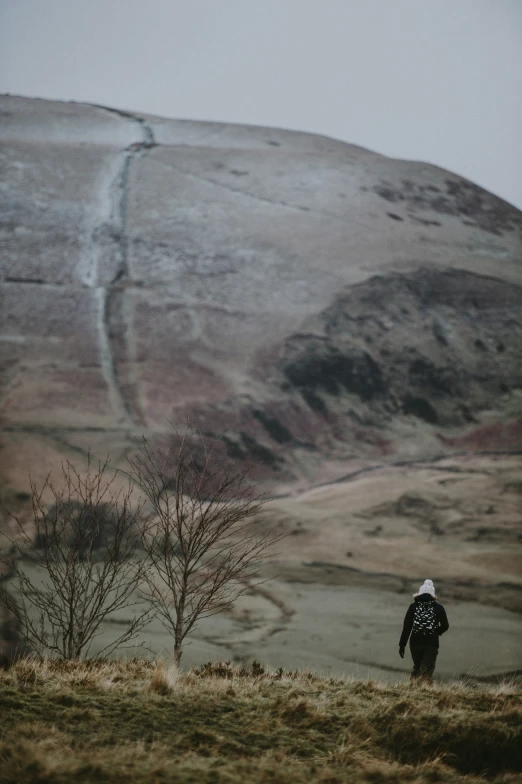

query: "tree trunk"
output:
174 591 185 668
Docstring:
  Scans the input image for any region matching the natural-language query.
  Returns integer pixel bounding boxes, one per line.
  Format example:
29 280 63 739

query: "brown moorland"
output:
0 657 521 784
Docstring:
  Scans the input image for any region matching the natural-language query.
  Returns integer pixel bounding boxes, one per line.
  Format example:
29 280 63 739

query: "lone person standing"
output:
399 579 449 682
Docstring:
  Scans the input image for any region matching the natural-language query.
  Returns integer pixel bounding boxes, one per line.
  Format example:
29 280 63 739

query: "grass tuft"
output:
148 660 179 695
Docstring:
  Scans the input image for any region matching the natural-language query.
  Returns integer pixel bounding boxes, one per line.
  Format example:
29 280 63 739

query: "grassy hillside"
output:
0 658 521 783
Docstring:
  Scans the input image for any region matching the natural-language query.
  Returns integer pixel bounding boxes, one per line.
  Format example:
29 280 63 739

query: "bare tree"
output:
0 458 150 659
128 432 281 667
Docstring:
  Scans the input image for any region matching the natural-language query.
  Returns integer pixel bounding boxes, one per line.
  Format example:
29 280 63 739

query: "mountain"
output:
1 95 521 491
1 96 521 674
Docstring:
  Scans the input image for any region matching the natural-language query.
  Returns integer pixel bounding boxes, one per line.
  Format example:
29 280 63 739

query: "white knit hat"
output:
414 579 436 598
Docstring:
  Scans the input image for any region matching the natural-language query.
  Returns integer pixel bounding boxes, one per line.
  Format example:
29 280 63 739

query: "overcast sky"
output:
1 0 521 209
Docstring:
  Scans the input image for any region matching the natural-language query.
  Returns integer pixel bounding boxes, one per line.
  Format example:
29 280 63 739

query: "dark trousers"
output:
410 643 438 681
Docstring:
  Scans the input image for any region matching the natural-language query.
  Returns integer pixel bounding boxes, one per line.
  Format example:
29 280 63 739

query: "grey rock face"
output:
1 96 521 486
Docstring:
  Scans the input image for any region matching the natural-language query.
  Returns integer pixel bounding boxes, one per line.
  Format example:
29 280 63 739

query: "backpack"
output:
412 601 437 634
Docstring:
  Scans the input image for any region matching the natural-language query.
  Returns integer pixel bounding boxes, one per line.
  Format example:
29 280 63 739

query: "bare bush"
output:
128 432 281 666
0 458 150 659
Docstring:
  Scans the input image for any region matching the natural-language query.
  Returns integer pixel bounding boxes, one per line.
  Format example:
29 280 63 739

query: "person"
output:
399 579 449 682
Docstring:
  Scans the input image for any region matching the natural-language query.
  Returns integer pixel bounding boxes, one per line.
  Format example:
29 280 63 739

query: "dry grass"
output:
148 660 180 695
0 657 521 783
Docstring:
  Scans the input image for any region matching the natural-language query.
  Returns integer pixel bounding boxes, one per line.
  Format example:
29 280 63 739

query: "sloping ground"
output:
0 659 521 784
186 267 522 479
265 453 522 606
1 95 521 492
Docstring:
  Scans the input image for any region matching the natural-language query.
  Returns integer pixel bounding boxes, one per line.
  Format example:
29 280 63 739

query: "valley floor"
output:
100 453 522 679
2 454 521 680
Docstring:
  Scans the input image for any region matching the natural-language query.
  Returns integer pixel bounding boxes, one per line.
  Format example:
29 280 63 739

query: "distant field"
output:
0 658 521 783
2 454 521 679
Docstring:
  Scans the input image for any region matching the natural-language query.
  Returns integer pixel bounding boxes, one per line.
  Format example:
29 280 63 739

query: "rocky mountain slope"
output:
1 95 521 491
1 97 521 673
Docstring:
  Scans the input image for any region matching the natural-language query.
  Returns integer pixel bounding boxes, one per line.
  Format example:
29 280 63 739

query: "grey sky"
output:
1 0 521 209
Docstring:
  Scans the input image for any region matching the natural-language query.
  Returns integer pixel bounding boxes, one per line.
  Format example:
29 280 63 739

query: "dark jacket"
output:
399 593 449 649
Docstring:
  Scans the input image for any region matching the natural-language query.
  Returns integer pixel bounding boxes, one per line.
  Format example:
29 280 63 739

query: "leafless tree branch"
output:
128 430 283 666
0 456 151 659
